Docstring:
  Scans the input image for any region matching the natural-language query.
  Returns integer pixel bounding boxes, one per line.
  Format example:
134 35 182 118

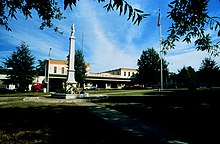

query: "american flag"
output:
157 9 161 27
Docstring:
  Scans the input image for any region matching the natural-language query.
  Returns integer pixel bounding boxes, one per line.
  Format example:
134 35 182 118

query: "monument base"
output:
51 92 89 99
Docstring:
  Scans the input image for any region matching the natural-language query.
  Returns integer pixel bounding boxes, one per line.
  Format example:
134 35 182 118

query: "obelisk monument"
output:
66 23 77 88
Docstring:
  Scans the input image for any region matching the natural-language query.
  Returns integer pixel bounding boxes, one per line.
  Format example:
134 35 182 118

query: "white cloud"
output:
165 28 220 73
72 1 142 72
166 45 220 73
1 0 220 73
167 50 207 72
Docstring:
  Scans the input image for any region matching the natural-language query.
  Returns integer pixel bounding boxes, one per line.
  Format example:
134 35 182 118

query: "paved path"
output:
74 100 189 144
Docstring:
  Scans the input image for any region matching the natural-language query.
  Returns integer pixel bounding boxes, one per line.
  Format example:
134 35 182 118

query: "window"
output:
124 72 126 76
62 67 65 74
128 72 130 76
54 67 57 73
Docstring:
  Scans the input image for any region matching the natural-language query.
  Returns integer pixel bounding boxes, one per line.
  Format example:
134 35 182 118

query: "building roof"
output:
119 68 137 71
50 59 68 65
104 67 137 73
85 63 90 67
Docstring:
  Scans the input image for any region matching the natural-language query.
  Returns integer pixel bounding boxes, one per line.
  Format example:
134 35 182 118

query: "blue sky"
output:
0 0 220 73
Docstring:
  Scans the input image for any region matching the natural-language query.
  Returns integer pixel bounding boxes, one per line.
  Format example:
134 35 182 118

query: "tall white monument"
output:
52 23 91 97
66 23 77 87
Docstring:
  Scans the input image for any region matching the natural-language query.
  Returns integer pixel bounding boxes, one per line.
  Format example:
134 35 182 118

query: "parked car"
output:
84 85 97 90
32 82 44 92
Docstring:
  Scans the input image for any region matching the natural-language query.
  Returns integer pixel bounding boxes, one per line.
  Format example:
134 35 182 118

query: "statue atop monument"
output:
71 23 75 36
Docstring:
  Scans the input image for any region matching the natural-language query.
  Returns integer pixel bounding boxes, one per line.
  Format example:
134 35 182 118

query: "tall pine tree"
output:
3 42 35 92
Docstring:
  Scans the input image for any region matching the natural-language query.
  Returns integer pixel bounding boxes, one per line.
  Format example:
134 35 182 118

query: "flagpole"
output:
158 9 163 91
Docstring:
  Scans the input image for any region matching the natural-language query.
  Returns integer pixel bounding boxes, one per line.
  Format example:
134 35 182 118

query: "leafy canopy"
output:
163 0 220 56
1 0 219 55
0 0 149 33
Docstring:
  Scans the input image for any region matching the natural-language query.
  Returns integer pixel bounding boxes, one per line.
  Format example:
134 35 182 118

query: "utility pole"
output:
47 48 52 92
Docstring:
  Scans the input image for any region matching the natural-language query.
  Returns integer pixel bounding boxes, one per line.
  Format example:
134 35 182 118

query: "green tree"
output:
137 48 169 87
177 66 197 88
197 58 220 87
3 42 35 92
163 0 220 56
74 49 86 87
0 0 148 32
1 0 219 55
168 72 178 88
36 59 47 76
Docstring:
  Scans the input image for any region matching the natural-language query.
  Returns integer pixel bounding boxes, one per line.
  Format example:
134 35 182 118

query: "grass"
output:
85 89 156 96
0 92 50 97
0 89 219 144
93 89 220 144
0 91 138 144
0 105 135 144
0 92 50 104
0 98 134 144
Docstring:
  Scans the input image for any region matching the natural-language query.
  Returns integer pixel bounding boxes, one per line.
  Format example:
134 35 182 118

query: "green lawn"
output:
0 89 219 144
0 91 134 144
0 92 50 97
85 88 157 96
